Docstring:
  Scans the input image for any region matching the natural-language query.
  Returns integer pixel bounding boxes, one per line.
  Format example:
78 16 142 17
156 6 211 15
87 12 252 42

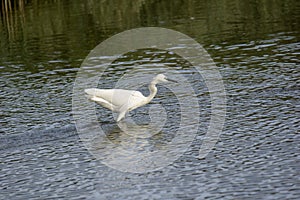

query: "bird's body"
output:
85 74 176 122
85 88 150 112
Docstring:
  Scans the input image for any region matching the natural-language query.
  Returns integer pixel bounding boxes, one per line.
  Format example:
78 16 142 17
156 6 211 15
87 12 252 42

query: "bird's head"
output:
154 74 177 83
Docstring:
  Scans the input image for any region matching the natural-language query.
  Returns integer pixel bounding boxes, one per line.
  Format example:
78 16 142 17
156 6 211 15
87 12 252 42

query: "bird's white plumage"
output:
84 74 176 122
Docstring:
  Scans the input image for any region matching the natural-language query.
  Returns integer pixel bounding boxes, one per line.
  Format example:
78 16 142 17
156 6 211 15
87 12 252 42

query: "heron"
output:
84 74 177 122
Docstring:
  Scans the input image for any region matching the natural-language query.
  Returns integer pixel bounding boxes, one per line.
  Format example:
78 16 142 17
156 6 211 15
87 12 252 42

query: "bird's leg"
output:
116 111 127 122
116 103 131 122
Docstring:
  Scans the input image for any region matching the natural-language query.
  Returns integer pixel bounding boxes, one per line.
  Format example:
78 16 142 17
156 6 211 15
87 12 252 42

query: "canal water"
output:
0 0 299 199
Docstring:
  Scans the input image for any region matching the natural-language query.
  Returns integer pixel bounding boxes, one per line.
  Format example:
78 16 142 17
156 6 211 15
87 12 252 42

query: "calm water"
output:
1 0 299 199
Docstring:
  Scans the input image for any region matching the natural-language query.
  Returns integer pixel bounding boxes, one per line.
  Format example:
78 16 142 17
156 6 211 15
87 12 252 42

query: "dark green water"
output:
0 0 299 199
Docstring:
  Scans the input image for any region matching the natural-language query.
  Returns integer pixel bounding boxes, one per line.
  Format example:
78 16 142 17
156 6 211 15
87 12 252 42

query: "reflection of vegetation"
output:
0 0 299 59
1 0 25 12
1 0 25 41
0 0 145 44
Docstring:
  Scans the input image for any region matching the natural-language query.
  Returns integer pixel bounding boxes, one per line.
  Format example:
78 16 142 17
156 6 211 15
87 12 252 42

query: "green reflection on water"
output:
0 0 299 51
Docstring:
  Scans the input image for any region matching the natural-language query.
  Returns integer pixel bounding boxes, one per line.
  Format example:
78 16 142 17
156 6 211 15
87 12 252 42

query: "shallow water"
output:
1 0 299 199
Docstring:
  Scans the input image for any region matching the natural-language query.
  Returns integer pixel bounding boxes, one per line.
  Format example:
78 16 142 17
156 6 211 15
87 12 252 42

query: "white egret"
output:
84 74 177 122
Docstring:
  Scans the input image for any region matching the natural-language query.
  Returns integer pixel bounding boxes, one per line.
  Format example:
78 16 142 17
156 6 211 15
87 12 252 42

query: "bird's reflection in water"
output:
91 120 166 151
86 119 180 173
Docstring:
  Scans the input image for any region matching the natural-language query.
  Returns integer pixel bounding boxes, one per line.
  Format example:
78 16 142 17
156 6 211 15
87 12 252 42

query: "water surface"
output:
0 0 299 199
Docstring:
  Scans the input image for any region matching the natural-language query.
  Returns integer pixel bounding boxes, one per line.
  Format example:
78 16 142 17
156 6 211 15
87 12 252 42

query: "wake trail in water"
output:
0 125 78 151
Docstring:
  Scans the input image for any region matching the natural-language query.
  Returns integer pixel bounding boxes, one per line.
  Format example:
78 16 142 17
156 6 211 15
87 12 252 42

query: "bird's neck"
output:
146 82 158 103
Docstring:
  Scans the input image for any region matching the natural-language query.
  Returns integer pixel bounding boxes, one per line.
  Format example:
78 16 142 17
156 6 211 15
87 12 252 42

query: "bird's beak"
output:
166 78 178 83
